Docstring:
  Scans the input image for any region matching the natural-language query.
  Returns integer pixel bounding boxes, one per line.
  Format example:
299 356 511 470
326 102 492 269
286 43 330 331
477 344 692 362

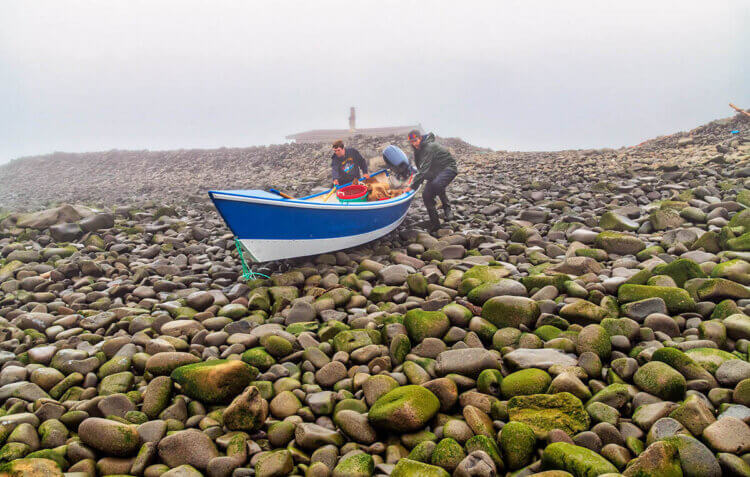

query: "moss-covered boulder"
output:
542 442 618 476
691 231 721 253
403 310 450 342
368 385 440 432
369 285 401 303
430 438 465 473
318 287 354 307
728 208 750 229
332 453 374 477
633 361 686 401
600 211 639 232
684 347 739 374
391 458 450 477
559 300 610 324
696 278 750 301
247 287 271 311
269 286 299 313
223 386 268 432
587 383 631 409
463 264 511 283
218 303 248 319
466 278 526 305
622 440 682 477
241 347 276 371
710 299 741 320
652 259 706 287
650 208 685 230
651 347 717 386
98 371 134 395
500 420 537 469
481 296 540 329
0 458 62 477
727 232 750 251
519 274 567 292
255 450 293 477
171 360 258 404
660 434 722 477
711 259 750 285
595 231 646 255
668 394 716 436
142 375 172 419
724 313 750 340
332 329 380 353
507 392 590 438
78 417 140 457
575 324 611 359
459 265 511 295
501 369 552 398
465 435 504 469
618 284 695 313
441 303 473 326
407 273 429 296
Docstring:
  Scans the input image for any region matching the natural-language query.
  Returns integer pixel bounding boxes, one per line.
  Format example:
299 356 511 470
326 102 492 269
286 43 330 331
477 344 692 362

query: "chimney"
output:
349 107 356 132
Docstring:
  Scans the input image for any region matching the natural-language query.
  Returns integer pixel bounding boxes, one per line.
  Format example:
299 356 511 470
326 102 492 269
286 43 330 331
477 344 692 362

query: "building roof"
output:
286 125 421 143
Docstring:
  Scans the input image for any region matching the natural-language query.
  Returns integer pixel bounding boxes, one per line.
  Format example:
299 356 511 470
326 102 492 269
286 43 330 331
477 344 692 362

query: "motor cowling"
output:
382 145 414 180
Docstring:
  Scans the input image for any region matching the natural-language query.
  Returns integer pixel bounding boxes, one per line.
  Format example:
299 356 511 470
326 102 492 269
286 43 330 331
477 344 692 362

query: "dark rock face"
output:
0 114 748 476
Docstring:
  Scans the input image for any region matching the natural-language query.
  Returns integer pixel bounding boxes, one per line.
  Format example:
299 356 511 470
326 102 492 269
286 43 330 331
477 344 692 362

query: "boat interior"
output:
303 169 409 204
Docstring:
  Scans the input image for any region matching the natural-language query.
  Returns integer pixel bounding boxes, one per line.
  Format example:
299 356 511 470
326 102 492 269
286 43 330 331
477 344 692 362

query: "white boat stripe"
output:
239 213 408 262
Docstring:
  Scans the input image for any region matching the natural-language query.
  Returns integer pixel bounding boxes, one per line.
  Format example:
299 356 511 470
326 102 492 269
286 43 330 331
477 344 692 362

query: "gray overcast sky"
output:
1 1 748 163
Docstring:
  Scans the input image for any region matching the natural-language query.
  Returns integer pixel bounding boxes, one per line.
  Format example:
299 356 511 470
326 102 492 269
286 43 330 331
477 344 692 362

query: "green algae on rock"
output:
594 231 646 255
430 437 465 472
332 452 374 477
684 347 739 373
391 458 451 477
403 309 450 342
0 458 62 477
633 361 686 401
617 284 696 313
368 385 440 432
621 440 682 477
170 360 258 404
481 296 540 329
500 420 537 469
542 442 618 476
501 368 552 398
507 392 590 438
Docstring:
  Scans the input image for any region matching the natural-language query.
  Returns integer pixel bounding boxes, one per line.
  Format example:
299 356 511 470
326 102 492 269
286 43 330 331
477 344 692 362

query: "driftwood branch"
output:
730 103 750 118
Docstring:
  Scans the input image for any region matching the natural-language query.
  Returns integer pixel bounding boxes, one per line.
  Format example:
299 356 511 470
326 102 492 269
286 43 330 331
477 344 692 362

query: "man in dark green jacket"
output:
405 130 458 231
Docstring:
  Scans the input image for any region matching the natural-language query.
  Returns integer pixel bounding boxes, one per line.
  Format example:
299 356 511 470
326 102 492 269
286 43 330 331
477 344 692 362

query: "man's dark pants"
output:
422 169 458 211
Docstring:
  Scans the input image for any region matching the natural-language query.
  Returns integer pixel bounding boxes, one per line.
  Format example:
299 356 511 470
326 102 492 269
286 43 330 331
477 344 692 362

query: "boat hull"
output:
209 183 415 262
238 214 408 262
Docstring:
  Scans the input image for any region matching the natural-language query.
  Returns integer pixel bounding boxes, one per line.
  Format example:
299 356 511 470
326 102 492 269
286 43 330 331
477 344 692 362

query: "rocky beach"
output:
0 113 749 476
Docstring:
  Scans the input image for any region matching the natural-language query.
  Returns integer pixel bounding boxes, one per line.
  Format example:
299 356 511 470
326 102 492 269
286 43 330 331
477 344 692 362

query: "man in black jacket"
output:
405 130 458 231
331 140 369 186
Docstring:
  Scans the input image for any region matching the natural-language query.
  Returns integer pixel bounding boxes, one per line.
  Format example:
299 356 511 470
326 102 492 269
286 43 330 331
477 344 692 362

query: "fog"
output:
1 0 748 163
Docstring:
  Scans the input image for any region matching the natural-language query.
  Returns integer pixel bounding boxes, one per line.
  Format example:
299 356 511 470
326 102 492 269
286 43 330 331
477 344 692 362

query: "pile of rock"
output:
0 114 747 476
0 135 482 212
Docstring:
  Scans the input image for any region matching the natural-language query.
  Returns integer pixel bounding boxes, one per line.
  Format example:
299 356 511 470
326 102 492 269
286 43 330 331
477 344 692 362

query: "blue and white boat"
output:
209 169 416 262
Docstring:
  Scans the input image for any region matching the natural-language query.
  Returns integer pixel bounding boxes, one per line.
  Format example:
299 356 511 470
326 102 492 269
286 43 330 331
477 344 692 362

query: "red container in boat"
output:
336 184 369 202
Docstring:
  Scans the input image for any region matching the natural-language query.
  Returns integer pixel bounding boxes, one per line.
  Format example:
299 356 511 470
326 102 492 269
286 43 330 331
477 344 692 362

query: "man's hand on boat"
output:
404 187 412 193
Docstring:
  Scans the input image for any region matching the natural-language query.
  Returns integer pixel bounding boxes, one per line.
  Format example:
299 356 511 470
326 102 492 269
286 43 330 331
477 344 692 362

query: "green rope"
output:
234 238 270 281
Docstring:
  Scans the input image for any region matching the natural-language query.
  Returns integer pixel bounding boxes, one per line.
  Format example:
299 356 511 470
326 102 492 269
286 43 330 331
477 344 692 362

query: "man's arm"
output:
410 145 434 190
354 149 369 175
331 157 341 184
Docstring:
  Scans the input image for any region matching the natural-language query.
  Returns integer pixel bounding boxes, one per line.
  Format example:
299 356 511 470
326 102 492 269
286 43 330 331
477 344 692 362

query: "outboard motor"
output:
382 145 416 180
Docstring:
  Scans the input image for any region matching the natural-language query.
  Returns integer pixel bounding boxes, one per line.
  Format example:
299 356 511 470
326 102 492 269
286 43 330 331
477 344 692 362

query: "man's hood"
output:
413 132 435 150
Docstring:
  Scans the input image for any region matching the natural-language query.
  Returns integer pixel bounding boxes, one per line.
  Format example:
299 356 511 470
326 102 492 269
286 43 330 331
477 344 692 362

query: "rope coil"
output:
234 238 270 281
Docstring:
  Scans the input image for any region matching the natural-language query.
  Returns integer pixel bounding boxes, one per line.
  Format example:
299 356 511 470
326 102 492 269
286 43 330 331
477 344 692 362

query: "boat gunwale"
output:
208 169 416 211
